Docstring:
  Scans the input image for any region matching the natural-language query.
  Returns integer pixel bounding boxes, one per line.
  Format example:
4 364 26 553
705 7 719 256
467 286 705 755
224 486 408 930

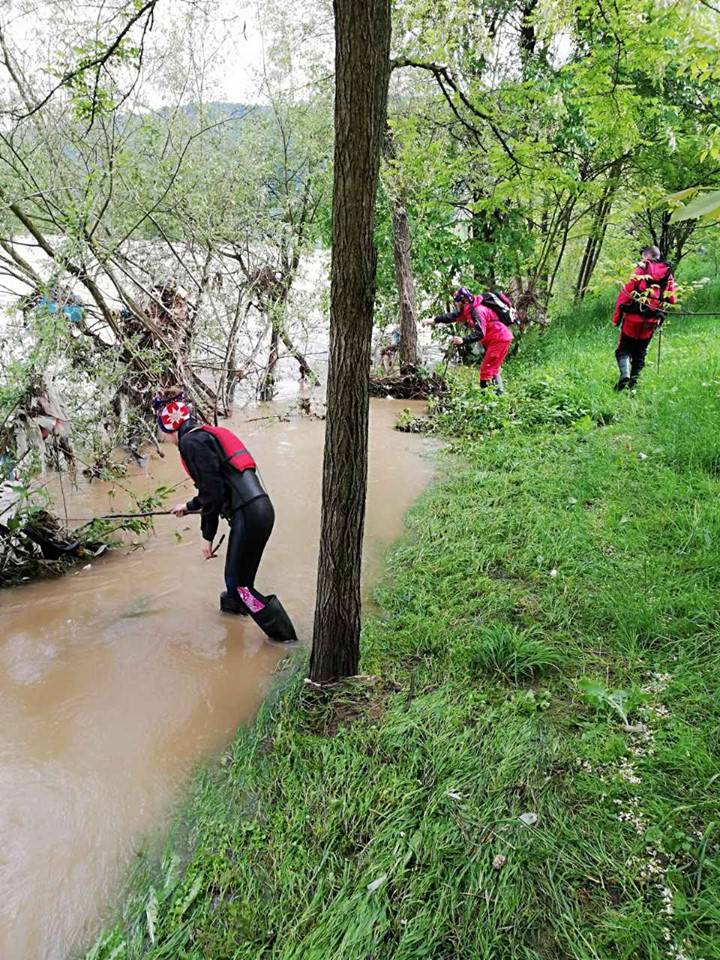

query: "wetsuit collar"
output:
177 419 198 441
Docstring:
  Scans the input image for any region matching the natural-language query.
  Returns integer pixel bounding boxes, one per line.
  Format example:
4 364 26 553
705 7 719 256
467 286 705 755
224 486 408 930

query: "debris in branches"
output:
298 397 326 420
369 369 449 401
0 508 107 586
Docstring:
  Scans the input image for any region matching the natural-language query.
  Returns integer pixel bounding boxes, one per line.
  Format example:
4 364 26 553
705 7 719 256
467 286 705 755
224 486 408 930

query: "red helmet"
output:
155 399 191 433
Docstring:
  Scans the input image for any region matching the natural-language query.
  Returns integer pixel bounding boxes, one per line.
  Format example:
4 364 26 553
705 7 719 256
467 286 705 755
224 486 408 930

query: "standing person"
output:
379 325 401 371
612 245 676 391
425 287 514 393
153 390 297 644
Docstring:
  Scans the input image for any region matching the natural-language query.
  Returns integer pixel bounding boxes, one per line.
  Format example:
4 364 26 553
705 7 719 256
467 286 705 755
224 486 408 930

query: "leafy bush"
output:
425 371 615 438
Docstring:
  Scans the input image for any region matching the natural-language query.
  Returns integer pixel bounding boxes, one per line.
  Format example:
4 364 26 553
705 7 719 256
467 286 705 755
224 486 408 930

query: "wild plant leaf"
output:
607 690 630 725
145 888 159 944
176 875 203 918
577 677 608 707
670 189 720 223
665 186 701 202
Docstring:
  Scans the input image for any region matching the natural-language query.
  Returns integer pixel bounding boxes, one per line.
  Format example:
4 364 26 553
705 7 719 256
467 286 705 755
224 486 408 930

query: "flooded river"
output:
0 399 435 960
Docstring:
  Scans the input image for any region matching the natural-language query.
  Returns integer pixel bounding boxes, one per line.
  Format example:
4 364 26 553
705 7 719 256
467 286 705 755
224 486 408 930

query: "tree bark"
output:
310 0 391 683
391 197 420 369
385 128 419 369
258 326 279 403
519 0 539 65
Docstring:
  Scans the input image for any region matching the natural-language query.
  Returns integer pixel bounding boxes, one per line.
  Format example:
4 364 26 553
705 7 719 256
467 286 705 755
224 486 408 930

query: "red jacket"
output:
612 260 676 340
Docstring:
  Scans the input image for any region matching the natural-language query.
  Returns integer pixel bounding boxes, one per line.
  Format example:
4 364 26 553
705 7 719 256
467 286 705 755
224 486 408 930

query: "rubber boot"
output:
220 590 248 615
614 353 631 391
251 595 297 643
629 359 644 391
493 372 505 395
480 378 490 389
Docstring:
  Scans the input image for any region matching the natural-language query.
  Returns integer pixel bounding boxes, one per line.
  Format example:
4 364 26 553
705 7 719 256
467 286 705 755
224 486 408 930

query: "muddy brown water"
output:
0 399 435 960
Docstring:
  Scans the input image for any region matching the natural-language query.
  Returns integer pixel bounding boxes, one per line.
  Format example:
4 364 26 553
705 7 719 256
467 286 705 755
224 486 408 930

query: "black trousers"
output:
615 333 651 380
224 495 275 609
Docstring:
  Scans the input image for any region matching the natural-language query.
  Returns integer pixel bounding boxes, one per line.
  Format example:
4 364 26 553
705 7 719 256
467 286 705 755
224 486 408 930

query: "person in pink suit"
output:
426 287 514 393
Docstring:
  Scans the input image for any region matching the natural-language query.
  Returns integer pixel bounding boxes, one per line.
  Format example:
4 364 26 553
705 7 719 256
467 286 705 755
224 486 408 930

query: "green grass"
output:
85 287 720 960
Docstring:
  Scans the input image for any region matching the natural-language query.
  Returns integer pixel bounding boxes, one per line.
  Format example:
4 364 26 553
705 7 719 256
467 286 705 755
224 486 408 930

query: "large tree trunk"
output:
310 0 391 683
391 197 420 369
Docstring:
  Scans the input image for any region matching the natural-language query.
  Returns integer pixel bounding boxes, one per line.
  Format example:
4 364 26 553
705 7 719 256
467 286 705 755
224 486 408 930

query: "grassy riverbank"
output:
87 285 720 960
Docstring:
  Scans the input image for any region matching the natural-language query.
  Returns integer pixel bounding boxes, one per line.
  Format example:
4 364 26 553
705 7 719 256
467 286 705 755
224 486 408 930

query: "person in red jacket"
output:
425 287 514 393
612 246 676 391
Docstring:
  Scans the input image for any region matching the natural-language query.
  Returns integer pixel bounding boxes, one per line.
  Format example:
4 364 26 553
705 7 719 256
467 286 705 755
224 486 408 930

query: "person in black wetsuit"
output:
153 390 296 644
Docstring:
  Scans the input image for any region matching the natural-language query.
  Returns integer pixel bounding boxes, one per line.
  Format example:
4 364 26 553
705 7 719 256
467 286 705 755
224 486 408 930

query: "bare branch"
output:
391 56 520 169
0 1 160 124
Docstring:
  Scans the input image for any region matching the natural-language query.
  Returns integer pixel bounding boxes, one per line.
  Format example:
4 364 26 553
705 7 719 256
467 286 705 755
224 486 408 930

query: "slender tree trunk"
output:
310 0 391 683
258 326 279 402
520 0 539 62
574 168 620 302
547 200 576 300
391 197 420 369
575 195 613 303
672 220 696 265
384 128 419 369
658 211 672 261
279 329 319 383
220 293 250 412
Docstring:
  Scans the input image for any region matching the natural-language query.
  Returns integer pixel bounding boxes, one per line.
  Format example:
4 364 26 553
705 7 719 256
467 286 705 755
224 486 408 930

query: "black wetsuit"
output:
178 422 274 608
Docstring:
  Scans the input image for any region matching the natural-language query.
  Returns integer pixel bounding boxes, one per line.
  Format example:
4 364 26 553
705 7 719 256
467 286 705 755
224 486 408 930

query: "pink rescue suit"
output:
434 296 514 381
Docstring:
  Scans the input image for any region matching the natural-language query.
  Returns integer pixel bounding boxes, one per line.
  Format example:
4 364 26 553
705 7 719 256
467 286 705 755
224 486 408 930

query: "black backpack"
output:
479 291 518 326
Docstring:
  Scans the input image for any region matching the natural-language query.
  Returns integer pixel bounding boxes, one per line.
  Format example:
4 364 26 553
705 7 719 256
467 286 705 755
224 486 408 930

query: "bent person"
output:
612 245 676 391
425 287 514 393
153 390 297 644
